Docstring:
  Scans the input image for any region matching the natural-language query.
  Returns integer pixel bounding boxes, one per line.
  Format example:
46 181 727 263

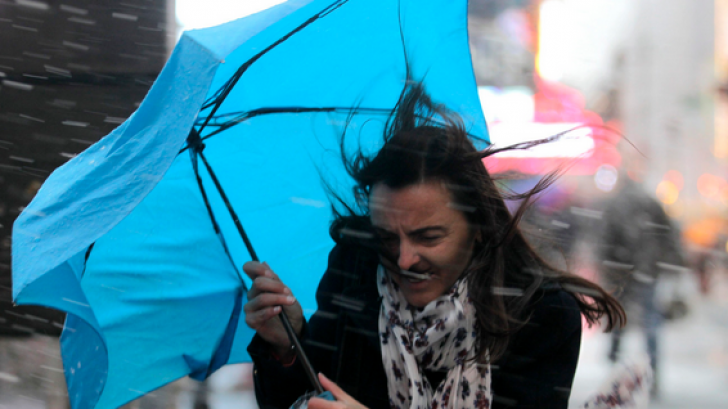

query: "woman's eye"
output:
378 238 399 256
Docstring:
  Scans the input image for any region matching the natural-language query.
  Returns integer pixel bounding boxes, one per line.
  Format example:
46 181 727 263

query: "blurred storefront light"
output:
594 164 618 192
656 180 680 205
663 170 684 191
488 122 594 158
176 0 285 31
665 199 684 219
479 86 594 159
478 86 535 123
480 79 619 176
697 173 728 202
536 0 568 82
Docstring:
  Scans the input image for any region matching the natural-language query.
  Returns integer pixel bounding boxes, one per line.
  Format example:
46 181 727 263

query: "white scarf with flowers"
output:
377 266 491 409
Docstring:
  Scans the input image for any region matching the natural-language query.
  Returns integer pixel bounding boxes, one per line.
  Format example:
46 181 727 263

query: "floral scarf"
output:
377 266 491 409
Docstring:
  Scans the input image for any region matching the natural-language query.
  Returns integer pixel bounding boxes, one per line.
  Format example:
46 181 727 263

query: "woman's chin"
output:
391 272 449 307
399 283 439 308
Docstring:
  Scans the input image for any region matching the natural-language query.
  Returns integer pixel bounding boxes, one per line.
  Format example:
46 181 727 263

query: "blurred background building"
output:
1 0 727 408
1 1 174 407
1 0 172 337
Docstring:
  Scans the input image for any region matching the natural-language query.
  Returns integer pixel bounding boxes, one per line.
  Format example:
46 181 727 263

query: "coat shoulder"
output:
528 288 582 335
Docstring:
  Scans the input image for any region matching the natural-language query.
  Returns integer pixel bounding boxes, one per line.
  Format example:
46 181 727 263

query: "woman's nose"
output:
397 241 420 270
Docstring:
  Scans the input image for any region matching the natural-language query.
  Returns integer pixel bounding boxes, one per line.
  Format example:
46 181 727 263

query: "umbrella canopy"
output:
12 0 488 408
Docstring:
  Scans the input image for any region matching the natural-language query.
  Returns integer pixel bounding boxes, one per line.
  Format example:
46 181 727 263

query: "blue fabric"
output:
12 1 487 408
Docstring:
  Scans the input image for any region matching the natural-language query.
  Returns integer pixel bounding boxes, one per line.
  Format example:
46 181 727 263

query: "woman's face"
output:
369 180 479 307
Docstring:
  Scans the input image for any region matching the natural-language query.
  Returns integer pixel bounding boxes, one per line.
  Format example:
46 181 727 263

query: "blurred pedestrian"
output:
595 158 685 397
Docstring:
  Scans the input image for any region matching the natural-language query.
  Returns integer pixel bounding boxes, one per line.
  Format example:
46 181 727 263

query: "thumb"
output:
319 373 354 404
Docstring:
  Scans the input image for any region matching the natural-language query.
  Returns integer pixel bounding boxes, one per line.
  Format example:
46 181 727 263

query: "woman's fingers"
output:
261 261 280 279
313 373 367 409
244 305 279 326
243 305 282 330
308 397 343 409
244 292 296 314
242 261 303 348
244 292 298 326
248 276 292 299
319 373 352 403
243 261 280 280
244 261 291 300
242 261 267 280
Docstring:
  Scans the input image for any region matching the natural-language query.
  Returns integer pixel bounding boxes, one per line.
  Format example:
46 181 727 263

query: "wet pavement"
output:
570 275 728 409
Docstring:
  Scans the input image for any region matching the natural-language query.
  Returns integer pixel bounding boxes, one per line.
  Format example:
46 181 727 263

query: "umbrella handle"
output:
279 311 324 395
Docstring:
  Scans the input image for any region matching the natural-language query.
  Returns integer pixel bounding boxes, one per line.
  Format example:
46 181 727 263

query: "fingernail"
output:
273 306 281 313
284 287 292 295
286 296 295 304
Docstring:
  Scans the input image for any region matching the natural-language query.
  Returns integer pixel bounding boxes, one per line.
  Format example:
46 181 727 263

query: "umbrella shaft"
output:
279 311 324 394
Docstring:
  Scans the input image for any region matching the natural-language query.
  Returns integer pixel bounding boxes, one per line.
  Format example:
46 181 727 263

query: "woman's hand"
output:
308 373 369 409
243 261 303 360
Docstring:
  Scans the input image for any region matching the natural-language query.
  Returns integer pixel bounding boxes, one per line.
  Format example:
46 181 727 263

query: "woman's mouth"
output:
397 269 432 283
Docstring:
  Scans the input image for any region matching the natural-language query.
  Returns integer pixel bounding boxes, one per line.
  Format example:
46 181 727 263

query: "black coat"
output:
596 179 685 301
248 243 582 409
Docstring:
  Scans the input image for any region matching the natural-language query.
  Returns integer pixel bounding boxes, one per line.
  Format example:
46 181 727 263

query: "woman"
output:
243 84 625 409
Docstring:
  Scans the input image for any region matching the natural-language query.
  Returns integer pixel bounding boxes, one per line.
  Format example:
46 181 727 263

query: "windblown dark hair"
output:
330 83 626 362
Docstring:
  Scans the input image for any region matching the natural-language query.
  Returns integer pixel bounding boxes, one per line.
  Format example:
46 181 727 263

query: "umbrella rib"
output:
180 106 392 154
183 106 486 156
200 106 392 139
182 107 488 155
200 0 350 111
187 130 246 288
198 152 260 262
198 0 351 132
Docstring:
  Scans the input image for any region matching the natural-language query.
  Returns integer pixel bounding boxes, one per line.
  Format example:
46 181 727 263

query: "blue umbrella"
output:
12 0 488 408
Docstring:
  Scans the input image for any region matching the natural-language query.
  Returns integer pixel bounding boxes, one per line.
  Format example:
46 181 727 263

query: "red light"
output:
697 174 728 201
